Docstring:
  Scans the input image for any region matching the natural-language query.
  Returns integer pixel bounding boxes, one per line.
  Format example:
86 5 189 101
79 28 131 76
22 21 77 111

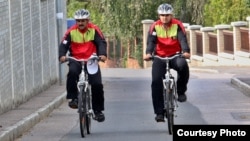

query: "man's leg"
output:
66 61 81 108
151 58 166 122
171 57 189 102
89 66 105 122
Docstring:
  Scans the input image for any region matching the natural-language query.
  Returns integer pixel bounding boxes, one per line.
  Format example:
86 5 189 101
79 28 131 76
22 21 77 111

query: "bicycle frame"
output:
77 61 93 115
66 55 99 137
66 55 100 114
163 59 178 109
154 54 181 105
163 58 174 91
153 54 181 135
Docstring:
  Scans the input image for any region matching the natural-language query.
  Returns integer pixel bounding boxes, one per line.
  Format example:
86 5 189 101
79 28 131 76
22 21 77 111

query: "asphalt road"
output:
16 68 250 141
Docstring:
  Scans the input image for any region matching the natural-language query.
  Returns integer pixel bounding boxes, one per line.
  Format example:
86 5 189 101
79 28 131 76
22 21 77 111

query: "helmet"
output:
157 3 174 15
74 9 90 19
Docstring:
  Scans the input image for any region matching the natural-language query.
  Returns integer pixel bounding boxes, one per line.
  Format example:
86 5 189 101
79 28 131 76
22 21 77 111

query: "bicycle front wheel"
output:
165 81 175 135
85 86 92 134
78 85 88 138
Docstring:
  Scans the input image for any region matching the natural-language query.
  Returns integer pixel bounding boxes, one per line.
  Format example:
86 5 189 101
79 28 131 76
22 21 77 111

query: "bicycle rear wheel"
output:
165 81 175 135
78 86 88 138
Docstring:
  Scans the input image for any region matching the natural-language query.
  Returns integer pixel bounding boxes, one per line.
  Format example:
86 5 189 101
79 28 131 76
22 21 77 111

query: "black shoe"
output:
155 114 165 122
68 99 78 109
177 94 187 102
94 111 105 122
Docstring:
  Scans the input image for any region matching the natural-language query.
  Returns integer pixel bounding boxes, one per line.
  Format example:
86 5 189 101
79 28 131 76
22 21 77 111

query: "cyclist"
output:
59 9 107 122
143 3 190 122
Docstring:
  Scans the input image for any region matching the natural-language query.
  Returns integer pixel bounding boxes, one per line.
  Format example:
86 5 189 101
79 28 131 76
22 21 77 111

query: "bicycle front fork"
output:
163 79 178 111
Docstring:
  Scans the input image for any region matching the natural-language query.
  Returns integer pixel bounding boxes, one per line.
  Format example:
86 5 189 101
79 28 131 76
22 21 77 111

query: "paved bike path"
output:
0 66 249 141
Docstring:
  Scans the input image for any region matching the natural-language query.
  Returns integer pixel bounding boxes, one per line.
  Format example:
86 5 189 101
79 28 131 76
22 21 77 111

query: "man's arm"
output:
146 27 157 55
177 25 190 53
93 30 107 61
177 25 190 59
143 25 157 61
59 33 71 62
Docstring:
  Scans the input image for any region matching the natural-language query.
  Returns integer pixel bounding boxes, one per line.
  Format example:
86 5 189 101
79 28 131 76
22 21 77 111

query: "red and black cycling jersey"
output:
59 22 107 60
146 18 190 57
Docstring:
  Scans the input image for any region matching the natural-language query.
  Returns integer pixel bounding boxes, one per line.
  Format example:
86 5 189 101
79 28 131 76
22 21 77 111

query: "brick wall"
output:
0 0 67 114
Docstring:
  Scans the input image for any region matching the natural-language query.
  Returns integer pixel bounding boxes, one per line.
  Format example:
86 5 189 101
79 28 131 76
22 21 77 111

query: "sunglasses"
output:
160 14 171 17
76 19 88 22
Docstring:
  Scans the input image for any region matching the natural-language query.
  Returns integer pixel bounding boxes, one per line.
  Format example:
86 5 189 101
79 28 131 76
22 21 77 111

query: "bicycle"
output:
66 54 99 138
153 53 182 135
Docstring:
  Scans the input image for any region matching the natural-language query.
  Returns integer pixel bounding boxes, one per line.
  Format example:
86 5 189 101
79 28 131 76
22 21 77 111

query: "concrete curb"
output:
231 77 250 97
0 92 66 141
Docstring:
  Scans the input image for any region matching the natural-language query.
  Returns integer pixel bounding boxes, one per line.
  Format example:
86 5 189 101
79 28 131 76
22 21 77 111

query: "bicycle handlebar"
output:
66 55 100 63
152 53 183 61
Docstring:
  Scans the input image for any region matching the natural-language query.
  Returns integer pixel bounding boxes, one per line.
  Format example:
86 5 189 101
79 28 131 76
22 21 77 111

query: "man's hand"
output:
143 54 152 61
182 52 190 59
59 56 66 63
99 55 107 62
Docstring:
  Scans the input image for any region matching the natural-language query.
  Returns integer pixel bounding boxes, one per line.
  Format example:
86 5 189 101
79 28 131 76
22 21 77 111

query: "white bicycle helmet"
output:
74 9 90 19
157 3 174 15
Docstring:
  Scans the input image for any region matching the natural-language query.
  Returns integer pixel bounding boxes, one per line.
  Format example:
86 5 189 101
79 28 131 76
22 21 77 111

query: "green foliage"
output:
67 1 87 18
67 0 250 34
133 43 143 67
246 0 250 7
67 0 250 67
204 0 250 26
66 0 208 67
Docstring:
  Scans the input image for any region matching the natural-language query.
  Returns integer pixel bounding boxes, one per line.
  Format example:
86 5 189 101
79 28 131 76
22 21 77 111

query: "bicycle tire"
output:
165 81 175 135
86 86 92 134
78 85 88 138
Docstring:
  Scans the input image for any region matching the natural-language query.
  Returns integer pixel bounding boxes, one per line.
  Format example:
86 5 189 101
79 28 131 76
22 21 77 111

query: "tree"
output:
204 0 250 26
66 0 88 18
